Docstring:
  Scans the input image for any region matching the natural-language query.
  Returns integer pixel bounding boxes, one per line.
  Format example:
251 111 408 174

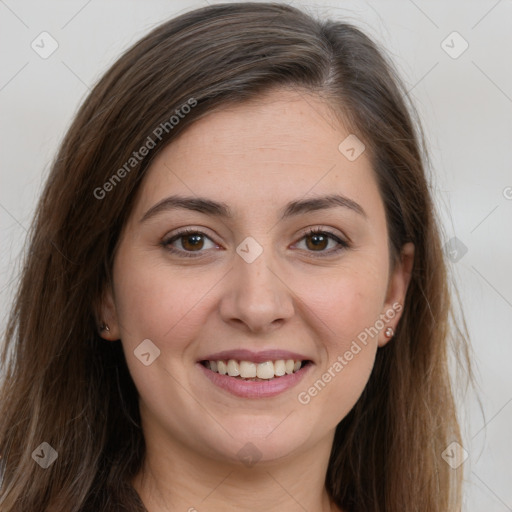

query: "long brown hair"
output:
0 3 472 510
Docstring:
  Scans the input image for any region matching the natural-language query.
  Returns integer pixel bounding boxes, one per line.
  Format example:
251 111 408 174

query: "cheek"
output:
111 256 216 408
294 259 386 413
112 252 214 348
302 258 388 344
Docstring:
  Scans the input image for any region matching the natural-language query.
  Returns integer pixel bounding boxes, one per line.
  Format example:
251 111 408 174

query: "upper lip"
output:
198 349 313 364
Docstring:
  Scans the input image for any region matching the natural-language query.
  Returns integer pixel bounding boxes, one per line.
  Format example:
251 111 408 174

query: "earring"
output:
100 322 110 332
384 327 394 338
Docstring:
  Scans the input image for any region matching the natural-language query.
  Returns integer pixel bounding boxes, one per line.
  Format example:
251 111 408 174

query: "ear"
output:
378 242 415 347
96 283 121 341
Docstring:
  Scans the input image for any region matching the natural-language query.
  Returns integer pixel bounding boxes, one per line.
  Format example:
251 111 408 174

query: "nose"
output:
219 247 295 334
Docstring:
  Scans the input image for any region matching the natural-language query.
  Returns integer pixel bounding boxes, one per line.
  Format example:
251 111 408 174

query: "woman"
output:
0 2 471 511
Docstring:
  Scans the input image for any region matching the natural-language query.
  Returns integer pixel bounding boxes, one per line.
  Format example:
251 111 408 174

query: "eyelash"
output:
161 227 350 259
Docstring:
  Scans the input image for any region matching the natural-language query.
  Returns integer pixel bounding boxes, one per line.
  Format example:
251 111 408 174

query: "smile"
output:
197 359 313 398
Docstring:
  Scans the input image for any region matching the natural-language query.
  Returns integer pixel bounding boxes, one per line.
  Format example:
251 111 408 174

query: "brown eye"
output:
295 228 349 257
304 232 329 251
162 229 218 258
180 233 205 251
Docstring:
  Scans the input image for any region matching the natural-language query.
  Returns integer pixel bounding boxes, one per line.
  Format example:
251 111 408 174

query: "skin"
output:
100 88 414 512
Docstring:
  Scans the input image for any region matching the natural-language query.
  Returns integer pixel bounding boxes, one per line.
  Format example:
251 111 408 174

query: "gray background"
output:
1 1 511 509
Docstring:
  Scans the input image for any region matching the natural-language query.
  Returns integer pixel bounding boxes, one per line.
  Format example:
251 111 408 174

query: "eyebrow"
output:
140 193 367 223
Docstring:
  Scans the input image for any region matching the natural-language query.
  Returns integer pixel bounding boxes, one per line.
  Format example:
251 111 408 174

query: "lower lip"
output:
197 362 313 399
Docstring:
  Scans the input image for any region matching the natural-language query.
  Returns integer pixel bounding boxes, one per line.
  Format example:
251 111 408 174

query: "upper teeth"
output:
205 359 303 379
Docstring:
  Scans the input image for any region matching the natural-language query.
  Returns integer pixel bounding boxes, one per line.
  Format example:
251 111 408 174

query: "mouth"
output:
197 357 314 399
199 359 313 382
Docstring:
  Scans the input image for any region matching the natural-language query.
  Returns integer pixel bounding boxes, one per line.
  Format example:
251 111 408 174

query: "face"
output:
101 88 413 466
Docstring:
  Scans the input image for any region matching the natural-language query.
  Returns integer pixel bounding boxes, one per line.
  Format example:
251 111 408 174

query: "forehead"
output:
165 89 352 166
134 89 381 221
